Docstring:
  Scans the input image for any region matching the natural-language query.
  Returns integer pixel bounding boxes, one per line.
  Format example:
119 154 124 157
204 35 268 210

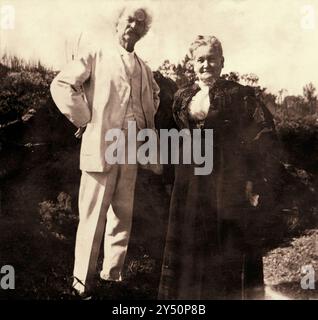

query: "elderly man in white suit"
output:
50 5 160 297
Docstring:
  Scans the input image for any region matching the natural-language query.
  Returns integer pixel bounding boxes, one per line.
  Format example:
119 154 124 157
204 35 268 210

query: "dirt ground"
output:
0 168 317 300
264 229 318 300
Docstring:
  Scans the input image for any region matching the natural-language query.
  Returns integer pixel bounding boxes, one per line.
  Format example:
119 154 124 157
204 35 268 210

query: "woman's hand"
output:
245 181 259 207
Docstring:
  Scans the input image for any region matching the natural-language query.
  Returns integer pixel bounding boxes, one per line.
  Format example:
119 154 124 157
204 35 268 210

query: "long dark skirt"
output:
158 162 264 300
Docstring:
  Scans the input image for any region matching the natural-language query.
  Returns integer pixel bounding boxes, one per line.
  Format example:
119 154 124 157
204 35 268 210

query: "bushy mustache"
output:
125 28 140 36
200 68 214 73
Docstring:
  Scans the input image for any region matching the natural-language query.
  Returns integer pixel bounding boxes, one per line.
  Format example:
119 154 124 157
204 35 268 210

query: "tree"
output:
175 54 196 88
283 95 307 117
221 71 240 83
241 73 259 86
277 89 288 105
157 55 195 88
262 91 278 115
157 60 177 81
303 82 317 114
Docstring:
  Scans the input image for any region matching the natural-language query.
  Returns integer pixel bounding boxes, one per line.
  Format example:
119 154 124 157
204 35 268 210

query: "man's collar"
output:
118 44 135 57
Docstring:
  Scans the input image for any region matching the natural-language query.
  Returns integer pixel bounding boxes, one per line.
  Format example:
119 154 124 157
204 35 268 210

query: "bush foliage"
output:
0 55 56 124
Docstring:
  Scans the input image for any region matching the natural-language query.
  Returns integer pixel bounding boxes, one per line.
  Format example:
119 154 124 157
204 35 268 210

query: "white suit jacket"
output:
50 44 160 172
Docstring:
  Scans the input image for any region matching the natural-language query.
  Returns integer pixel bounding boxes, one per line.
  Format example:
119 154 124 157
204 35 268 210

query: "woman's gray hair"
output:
189 35 223 59
115 5 153 38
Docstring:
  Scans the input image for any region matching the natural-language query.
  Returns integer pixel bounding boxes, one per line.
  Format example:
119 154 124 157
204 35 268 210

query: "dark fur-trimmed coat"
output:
158 79 280 300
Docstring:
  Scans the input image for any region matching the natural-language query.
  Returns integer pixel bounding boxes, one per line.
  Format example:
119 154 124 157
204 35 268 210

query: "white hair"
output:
189 35 223 59
114 4 153 38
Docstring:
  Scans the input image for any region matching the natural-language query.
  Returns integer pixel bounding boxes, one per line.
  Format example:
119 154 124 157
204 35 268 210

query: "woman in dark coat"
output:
158 35 279 300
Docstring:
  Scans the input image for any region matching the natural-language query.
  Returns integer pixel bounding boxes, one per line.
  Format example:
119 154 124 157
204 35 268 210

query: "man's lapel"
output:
115 45 130 84
135 54 148 93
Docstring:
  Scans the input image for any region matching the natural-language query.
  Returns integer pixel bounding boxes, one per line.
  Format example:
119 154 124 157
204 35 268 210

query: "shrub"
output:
0 55 55 124
38 192 78 241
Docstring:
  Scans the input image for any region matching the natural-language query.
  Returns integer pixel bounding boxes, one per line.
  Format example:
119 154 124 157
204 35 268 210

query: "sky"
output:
0 0 318 95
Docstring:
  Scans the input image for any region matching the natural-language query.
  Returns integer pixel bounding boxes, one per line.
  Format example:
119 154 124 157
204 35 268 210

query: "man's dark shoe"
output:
70 276 93 300
70 287 93 300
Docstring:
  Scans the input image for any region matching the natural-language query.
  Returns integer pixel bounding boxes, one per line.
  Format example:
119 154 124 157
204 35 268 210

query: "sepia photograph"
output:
0 0 317 302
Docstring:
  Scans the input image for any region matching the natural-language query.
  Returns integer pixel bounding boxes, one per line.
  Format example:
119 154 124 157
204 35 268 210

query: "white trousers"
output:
73 163 138 291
